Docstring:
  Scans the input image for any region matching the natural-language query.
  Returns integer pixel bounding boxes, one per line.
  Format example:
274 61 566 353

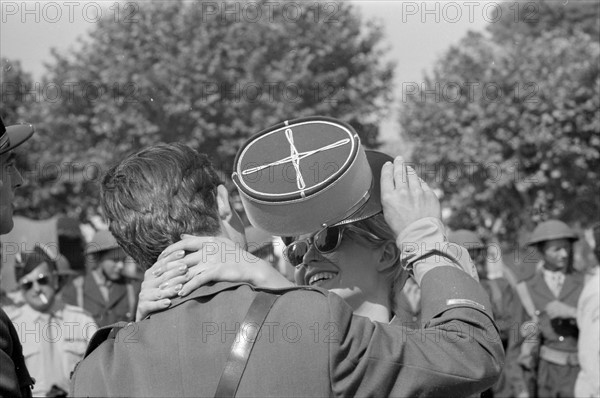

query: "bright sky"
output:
0 1 491 140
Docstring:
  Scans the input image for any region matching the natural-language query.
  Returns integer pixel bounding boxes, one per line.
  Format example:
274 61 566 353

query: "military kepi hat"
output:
233 116 376 236
0 116 34 155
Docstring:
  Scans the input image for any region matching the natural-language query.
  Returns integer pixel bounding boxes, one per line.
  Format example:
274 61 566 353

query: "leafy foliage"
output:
400 3 600 245
12 0 394 220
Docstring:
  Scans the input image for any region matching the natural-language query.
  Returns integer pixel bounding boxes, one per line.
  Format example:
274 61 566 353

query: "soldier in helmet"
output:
448 230 529 398
62 230 141 327
518 220 584 398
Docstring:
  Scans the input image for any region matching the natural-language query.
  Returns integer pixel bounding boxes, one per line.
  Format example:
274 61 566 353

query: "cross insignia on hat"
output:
241 127 350 196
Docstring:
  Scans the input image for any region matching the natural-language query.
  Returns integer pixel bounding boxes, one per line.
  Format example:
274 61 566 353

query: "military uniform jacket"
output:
71 265 503 398
7 300 97 396
525 271 584 352
62 272 139 327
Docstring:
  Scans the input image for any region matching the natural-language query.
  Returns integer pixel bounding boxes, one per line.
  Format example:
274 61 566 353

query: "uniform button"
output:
412 316 417 322
535 310 541 316
559 336 564 342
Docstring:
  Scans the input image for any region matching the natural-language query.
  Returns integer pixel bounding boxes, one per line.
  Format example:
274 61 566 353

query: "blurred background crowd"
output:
1 0 598 397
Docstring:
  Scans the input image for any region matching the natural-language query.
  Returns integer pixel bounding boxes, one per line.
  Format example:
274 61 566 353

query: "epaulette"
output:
84 321 129 358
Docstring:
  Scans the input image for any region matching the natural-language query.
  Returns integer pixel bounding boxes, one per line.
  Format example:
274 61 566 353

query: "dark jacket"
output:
71 266 504 397
0 307 33 397
62 272 139 327
526 271 584 352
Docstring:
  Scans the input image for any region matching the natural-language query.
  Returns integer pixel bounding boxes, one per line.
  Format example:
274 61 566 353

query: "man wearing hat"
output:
62 230 140 327
519 220 584 397
8 246 97 397
72 122 502 396
0 116 35 397
449 229 529 398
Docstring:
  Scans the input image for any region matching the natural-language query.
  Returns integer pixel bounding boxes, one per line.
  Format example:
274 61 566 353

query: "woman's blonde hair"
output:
351 214 407 315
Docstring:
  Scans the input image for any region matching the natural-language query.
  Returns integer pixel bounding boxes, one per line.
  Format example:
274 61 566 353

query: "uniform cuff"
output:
396 217 479 285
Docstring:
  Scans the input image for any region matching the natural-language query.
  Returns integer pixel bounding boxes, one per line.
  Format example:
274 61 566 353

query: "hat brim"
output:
526 234 579 246
1 124 34 155
334 150 393 226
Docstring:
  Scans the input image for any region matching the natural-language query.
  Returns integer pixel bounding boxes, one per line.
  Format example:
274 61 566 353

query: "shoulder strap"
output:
214 291 279 398
516 281 537 319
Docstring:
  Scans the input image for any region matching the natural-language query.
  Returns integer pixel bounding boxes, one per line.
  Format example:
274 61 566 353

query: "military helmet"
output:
526 220 578 246
448 229 485 250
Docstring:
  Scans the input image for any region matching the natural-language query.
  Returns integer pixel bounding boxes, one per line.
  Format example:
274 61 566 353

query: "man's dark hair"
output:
102 143 223 269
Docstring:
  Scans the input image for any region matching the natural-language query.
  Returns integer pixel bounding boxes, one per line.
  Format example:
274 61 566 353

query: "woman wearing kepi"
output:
137 117 499 396
140 118 478 325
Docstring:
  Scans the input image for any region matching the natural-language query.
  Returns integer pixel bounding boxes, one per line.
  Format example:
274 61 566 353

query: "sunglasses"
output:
284 224 383 268
20 274 51 291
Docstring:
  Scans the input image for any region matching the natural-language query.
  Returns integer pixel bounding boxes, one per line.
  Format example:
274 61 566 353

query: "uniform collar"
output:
166 281 258 310
20 297 66 322
155 281 325 314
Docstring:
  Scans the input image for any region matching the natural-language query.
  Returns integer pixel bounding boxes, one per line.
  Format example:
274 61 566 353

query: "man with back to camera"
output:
71 138 503 397
0 116 35 397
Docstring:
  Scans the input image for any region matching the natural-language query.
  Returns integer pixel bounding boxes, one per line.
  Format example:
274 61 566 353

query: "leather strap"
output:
214 291 279 397
540 345 579 366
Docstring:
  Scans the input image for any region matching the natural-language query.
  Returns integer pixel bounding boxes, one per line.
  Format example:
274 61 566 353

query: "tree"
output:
1 58 34 123
16 0 394 220
487 0 599 42
399 22 599 245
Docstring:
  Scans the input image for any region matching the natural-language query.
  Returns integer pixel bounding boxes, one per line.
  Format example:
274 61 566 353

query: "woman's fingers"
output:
150 250 186 277
393 156 408 190
143 262 187 289
158 236 221 260
136 288 171 320
179 269 214 297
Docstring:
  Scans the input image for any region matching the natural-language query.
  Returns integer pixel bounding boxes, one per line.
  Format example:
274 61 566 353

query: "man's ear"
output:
376 241 399 273
216 185 232 221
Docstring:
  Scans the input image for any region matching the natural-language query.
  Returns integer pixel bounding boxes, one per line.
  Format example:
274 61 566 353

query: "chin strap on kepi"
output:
214 291 280 397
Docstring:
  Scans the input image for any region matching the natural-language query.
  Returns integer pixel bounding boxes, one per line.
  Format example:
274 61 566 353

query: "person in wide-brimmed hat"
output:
0 115 35 397
0 116 34 234
62 229 141 327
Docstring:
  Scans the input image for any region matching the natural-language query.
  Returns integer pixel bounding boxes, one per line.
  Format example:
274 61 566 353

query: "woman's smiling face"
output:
293 227 391 312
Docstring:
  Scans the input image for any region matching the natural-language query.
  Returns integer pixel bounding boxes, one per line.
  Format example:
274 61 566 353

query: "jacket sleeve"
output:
329 267 504 397
329 218 504 397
